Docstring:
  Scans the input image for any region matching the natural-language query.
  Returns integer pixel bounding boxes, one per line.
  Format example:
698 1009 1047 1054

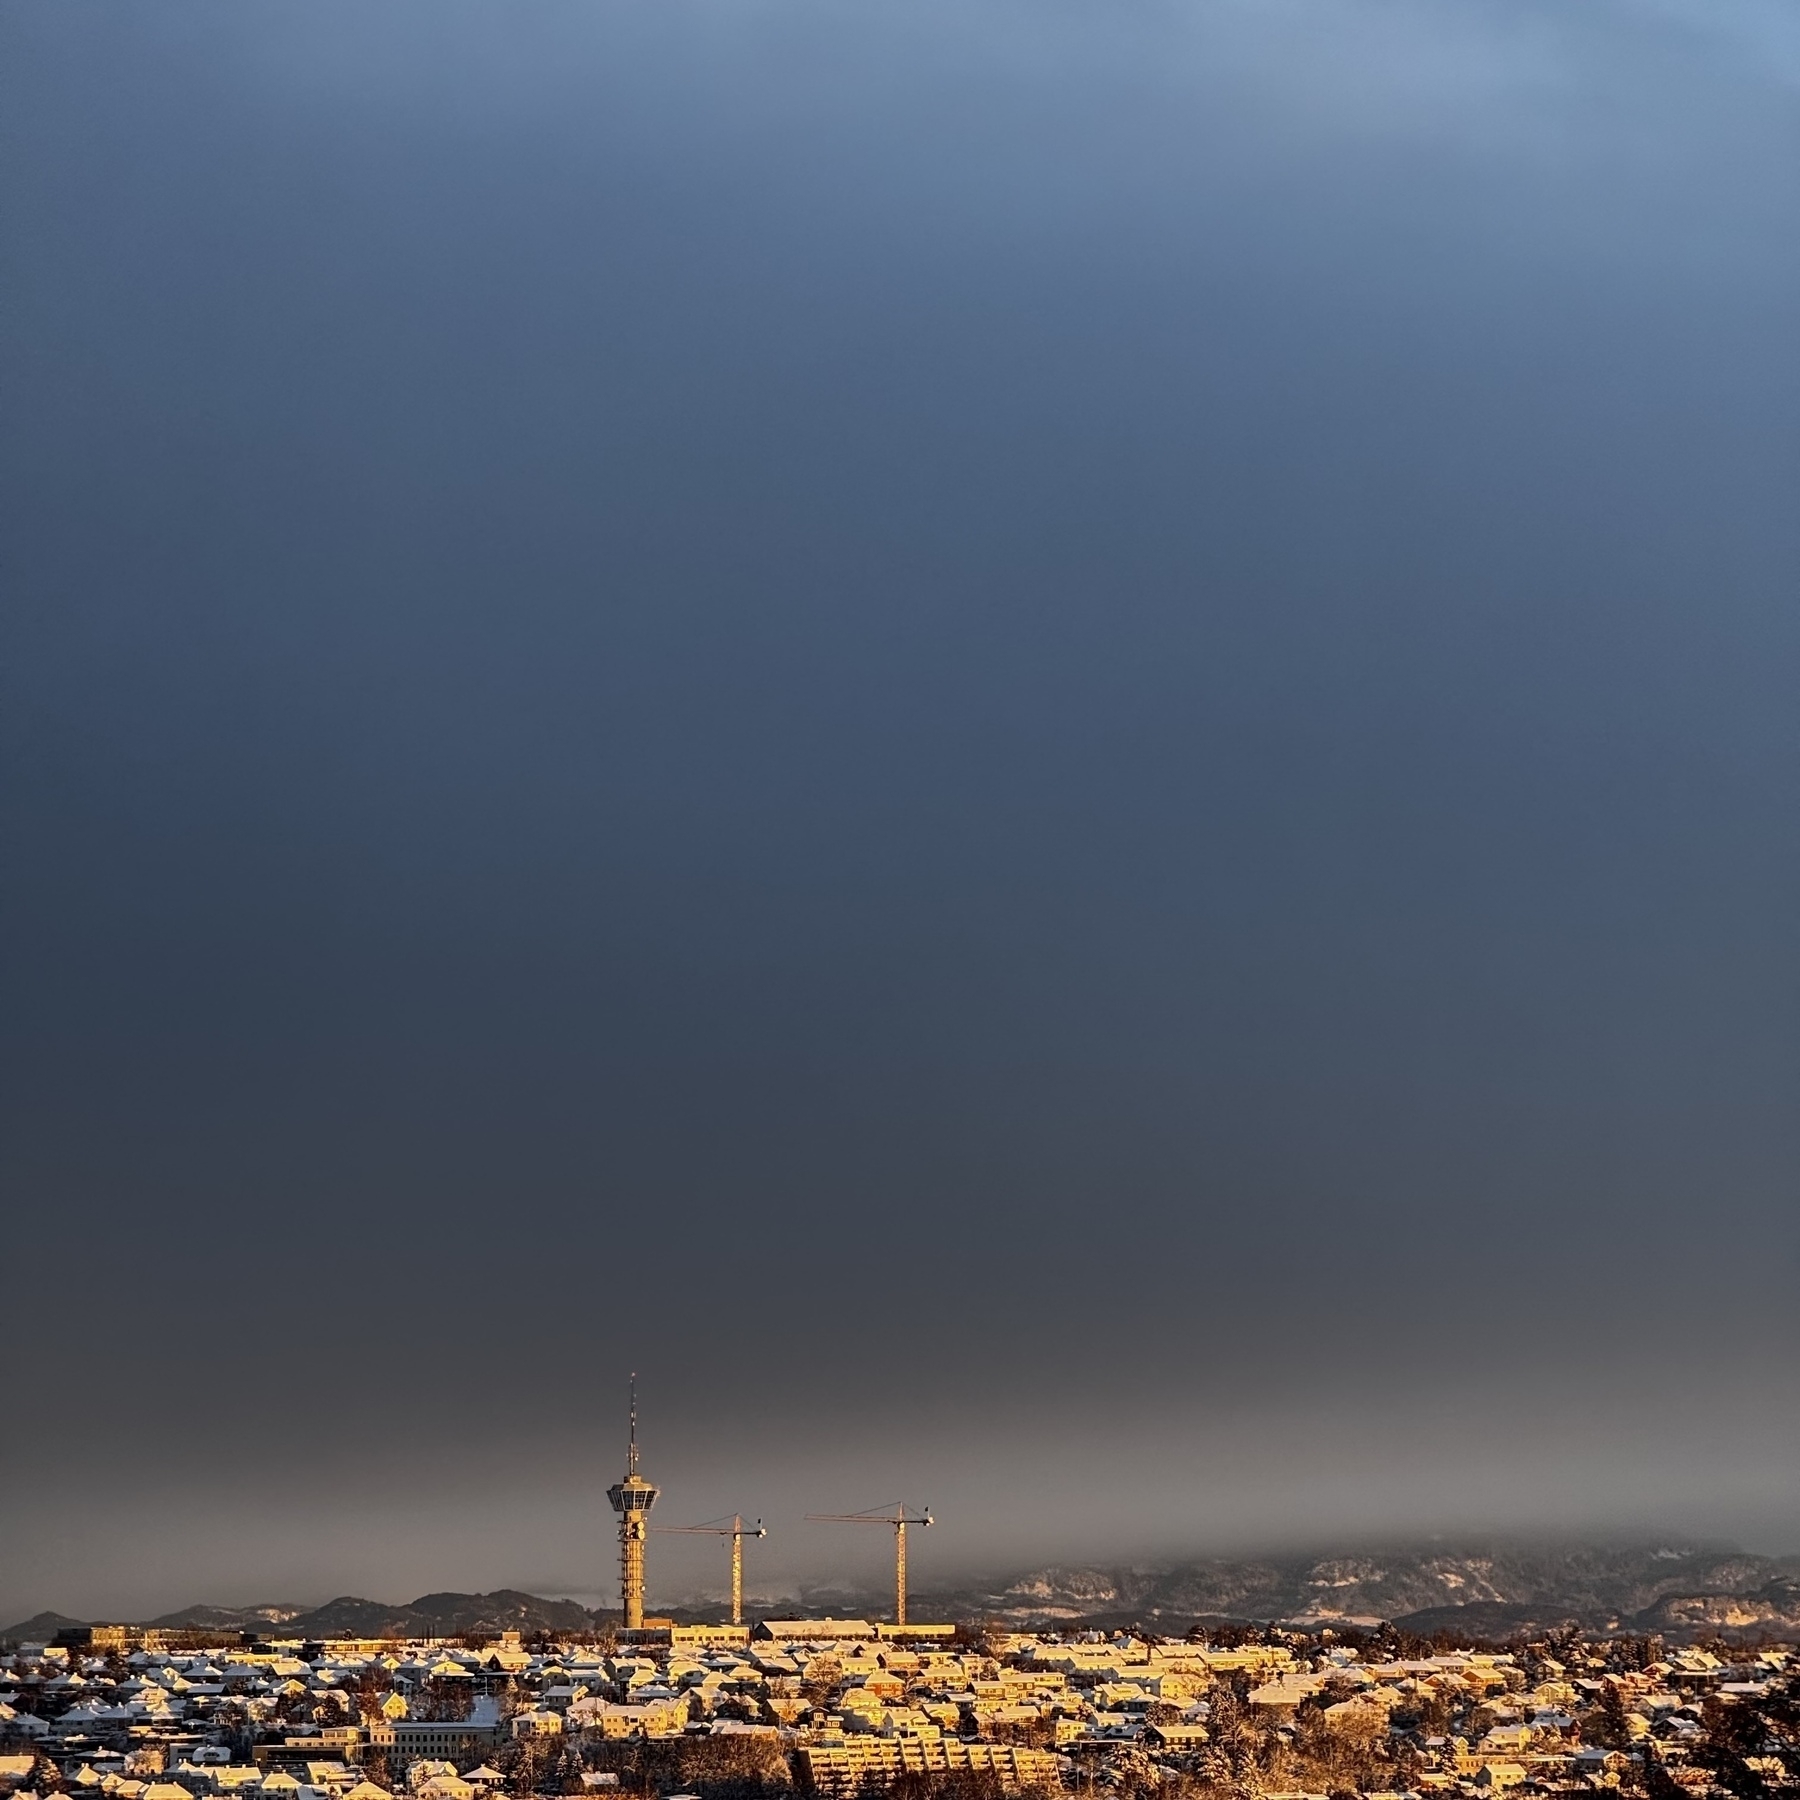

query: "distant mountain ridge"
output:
150 1603 313 1631
286 1590 594 1639
0 1590 598 1646
0 1610 87 1642
10 1542 1800 1646
922 1542 1800 1637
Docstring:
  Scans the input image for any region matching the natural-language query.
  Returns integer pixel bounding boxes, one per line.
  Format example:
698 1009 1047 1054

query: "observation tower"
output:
606 1375 658 1629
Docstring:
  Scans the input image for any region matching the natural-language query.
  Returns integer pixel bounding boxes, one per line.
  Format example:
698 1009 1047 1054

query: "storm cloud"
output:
1 0 1796 1624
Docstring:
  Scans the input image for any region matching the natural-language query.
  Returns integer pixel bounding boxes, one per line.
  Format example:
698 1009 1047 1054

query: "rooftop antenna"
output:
628 1371 640 1477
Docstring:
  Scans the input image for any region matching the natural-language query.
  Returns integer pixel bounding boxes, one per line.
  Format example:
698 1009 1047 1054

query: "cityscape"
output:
5 1399 1797 1800
6 8 1794 1800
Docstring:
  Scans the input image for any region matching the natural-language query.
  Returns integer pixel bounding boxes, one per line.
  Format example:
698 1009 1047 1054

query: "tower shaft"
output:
620 1512 648 1630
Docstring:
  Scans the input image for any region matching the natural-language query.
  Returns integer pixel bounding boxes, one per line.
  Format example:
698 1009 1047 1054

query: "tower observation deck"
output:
606 1376 658 1629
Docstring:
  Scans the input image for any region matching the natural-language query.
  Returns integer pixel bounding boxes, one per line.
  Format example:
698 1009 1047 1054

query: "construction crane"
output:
651 1515 766 1627
804 1503 932 1626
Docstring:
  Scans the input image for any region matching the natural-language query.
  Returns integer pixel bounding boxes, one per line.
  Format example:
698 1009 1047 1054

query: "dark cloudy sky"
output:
3 0 1798 1626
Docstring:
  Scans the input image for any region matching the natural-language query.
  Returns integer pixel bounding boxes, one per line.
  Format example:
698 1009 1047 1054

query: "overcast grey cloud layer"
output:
2 0 1797 1624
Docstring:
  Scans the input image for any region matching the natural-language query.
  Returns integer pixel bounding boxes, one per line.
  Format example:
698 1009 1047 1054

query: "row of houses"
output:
5 1623 1793 1800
